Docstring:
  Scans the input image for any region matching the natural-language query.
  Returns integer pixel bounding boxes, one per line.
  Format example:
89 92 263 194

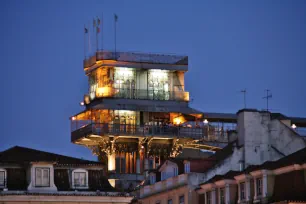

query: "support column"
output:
263 174 268 199
136 151 140 174
108 153 116 171
225 184 231 204
152 156 156 169
129 153 133 173
144 158 149 170
125 152 129 173
211 188 216 204
246 179 251 202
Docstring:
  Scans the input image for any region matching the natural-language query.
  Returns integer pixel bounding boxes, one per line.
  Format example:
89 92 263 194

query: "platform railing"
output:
71 123 231 143
92 88 189 102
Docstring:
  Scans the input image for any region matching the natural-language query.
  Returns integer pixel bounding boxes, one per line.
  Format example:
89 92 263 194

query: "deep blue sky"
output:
1 0 306 160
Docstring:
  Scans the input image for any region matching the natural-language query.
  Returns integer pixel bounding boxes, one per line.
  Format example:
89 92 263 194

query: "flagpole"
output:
84 25 86 59
96 17 99 51
101 13 103 51
88 23 91 55
114 14 117 58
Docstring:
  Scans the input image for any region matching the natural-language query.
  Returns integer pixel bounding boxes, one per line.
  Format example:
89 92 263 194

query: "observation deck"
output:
84 50 188 73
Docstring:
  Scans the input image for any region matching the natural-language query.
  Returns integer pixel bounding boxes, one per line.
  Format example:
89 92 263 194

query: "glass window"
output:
206 191 211 204
256 178 262 196
35 168 50 187
173 167 178 176
150 174 156 184
184 162 190 173
220 188 225 204
179 195 185 204
0 170 5 187
74 172 87 187
240 182 245 200
168 199 173 204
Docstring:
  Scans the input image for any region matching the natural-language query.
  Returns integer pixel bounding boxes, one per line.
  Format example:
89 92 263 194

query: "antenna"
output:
240 89 247 108
262 89 272 111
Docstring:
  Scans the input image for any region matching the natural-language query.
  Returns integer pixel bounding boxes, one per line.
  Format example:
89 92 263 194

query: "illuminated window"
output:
35 168 50 187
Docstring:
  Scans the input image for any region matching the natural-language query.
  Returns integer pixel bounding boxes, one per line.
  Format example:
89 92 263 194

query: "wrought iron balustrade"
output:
71 123 231 143
92 88 189 101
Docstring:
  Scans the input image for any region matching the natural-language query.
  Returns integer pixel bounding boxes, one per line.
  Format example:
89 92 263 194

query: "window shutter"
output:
35 169 42 186
42 169 49 186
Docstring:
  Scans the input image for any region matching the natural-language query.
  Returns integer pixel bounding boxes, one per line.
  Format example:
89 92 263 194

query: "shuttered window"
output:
35 168 50 187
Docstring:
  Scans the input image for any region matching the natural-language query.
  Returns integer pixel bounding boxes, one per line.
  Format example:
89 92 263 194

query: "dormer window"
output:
72 169 88 189
35 168 50 187
0 168 7 188
184 162 190 173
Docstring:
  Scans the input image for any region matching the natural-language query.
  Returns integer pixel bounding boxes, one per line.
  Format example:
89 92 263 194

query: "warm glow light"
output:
81 138 91 141
184 92 190 101
80 101 84 106
115 67 134 77
96 87 113 98
72 116 76 120
108 179 116 188
108 154 116 171
203 119 209 124
141 145 144 149
84 95 90 105
173 117 181 125
89 135 102 138
292 124 297 129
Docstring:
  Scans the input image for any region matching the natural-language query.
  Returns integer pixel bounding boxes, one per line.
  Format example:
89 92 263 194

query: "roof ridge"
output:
1 145 100 163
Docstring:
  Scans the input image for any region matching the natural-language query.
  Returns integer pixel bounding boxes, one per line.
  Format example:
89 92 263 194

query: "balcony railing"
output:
84 50 188 67
71 123 231 143
93 88 189 102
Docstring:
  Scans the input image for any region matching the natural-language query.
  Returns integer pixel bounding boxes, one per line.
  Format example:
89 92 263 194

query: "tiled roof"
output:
202 171 240 185
208 140 238 163
0 146 102 166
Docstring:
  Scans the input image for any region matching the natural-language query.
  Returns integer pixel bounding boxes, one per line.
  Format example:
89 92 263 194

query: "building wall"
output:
200 110 306 183
0 195 133 204
237 110 306 167
205 147 243 181
140 185 197 204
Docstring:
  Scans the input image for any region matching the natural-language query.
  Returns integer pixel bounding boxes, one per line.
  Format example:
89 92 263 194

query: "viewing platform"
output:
84 50 188 72
90 88 189 102
71 123 232 144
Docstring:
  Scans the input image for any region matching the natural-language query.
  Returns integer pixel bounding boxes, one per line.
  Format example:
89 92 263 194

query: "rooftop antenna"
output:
262 89 272 111
240 89 247 108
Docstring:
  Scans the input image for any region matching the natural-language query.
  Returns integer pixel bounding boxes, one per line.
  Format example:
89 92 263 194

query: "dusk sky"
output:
1 0 306 160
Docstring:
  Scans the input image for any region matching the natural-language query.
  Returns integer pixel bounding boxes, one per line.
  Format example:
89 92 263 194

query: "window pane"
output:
35 168 42 186
0 171 5 186
168 199 172 204
42 169 49 186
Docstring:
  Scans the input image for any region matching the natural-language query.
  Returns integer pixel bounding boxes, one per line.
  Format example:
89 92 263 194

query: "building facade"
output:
197 147 306 204
135 109 306 203
70 50 236 190
0 146 133 204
